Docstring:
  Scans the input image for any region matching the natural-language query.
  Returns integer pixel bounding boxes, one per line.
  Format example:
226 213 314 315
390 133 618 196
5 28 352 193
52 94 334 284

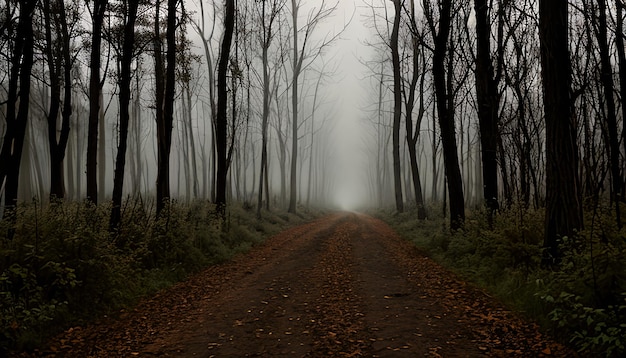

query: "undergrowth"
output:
0 199 316 352
378 201 626 357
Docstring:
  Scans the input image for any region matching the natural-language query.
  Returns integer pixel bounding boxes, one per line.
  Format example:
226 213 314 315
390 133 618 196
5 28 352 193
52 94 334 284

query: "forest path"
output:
21 213 573 357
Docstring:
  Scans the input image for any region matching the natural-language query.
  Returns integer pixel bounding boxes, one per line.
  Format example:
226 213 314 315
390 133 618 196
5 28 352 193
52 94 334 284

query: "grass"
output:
0 199 320 352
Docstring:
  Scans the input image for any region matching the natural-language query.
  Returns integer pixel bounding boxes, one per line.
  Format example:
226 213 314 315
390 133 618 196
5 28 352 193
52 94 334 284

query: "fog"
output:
3 0 471 213
323 0 373 210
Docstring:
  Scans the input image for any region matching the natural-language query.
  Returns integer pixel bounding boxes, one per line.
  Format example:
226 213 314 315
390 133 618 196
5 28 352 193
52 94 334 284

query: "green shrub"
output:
541 291 626 357
378 201 626 357
1 199 316 351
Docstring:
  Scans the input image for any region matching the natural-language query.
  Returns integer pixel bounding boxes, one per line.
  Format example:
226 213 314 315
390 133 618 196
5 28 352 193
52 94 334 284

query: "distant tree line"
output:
0 0 342 231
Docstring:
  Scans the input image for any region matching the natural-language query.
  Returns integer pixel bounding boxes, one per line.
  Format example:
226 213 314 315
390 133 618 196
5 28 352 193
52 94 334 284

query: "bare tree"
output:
474 0 503 223
424 0 465 229
539 0 583 265
154 0 179 215
215 0 235 213
255 0 285 217
0 0 37 226
110 0 141 231
594 0 622 227
390 0 404 213
193 0 218 201
288 0 341 213
42 0 80 200
86 0 108 204
403 0 427 219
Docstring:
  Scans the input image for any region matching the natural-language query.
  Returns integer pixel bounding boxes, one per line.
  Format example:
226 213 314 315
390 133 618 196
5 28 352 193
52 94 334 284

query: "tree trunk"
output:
44 0 73 200
616 1 626 195
0 0 36 224
256 0 275 217
215 0 235 214
539 0 583 266
596 0 622 228
288 0 300 214
431 0 465 230
391 0 404 213
98 92 106 200
155 0 177 215
110 0 139 231
87 0 108 204
405 1 427 219
474 0 500 223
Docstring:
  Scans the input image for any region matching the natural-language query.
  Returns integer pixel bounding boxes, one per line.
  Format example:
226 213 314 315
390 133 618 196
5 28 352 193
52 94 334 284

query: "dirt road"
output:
22 213 573 357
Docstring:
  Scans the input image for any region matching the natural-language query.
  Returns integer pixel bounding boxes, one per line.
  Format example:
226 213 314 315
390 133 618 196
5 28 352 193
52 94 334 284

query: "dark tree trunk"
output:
43 0 63 199
597 0 622 228
431 0 465 230
617 1 626 195
474 0 500 223
58 2 73 198
44 0 73 200
391 0 404 213
87 0 108 204
0 0 36 222
256 0 274 217
215 0 235 214
110 0 139 231
539 0 583 266
154 0 166 212
405 2 427 219
155 0 177 215
288 0 299 214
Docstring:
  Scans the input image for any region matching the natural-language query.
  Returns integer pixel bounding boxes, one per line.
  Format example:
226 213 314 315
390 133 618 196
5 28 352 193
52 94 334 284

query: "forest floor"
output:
15 213 575 357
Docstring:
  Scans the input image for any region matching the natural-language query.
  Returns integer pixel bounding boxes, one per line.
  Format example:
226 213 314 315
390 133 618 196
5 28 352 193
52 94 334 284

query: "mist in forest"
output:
0 0 379 213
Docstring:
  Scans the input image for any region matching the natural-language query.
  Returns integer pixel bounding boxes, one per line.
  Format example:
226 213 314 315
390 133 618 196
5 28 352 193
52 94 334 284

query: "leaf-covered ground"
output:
15 213 575 357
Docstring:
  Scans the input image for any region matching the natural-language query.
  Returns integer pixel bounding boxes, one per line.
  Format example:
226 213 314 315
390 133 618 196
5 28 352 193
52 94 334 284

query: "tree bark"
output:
288 0 300 214
215 0 235 214
87 0 108 204
596 0 622 228
256 0 276 217
155 0 177 215
539 0 583 266
0 0 36 223
391 0 404 213
405 0 427 219
110 0 139 231
616 1 626 196
474 0 500 224
431 0 465 230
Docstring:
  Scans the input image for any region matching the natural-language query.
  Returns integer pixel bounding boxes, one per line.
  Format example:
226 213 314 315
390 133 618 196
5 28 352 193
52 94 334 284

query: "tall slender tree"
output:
86 0 108 204
154 0 178 215
256 0 284 217
42 0 73 200
287 0 340 213
110 0 140 231
215 0 235 213
404 0 427 219
425 0 465 230
539 0 582 265
0 0 37 223
474 0 501 224
595 0 622 228
390 0 404 213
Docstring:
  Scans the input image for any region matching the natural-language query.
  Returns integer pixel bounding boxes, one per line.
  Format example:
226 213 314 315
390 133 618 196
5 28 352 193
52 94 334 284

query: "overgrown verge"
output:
377 202 626 357
0 199 317 352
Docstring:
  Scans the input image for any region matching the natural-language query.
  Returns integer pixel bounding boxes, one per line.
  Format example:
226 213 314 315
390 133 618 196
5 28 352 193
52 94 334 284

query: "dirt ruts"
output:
16 213 574 357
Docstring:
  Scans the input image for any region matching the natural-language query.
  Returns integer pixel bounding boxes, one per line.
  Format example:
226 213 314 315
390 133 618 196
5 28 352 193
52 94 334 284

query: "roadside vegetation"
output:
378 203 626 357
0 200 318 351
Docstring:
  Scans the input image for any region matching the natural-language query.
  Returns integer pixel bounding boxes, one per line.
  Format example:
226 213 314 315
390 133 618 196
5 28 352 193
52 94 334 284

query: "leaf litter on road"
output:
14 213 574 357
